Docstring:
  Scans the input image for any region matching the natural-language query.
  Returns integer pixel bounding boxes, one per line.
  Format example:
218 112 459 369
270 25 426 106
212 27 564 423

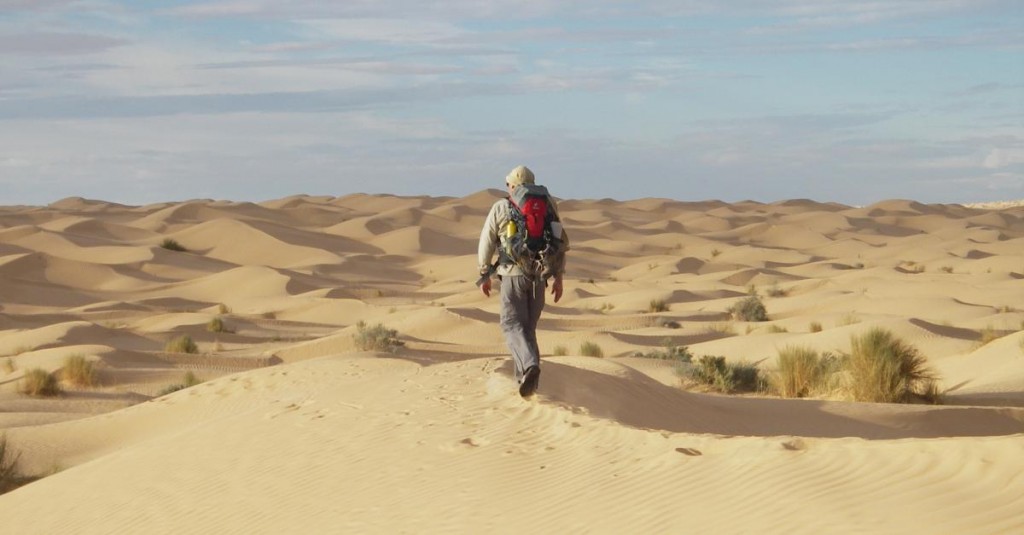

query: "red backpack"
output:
502 184 563 277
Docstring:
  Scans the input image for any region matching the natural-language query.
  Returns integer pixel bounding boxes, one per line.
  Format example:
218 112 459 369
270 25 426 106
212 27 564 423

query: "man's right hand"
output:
479 277 492 297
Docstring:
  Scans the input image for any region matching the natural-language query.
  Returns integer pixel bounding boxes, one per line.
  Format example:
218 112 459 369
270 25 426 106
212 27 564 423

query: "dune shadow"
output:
531 361 1024 439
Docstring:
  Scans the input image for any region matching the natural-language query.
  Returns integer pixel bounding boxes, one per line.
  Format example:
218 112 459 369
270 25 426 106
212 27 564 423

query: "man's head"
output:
505 165 535 189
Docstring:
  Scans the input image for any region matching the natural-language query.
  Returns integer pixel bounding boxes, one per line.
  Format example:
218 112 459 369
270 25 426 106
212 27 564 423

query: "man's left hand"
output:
551 275 563 303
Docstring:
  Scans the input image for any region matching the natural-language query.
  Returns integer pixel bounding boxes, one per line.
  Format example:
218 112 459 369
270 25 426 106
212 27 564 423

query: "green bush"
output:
160 238 187 252
61 354 98 387
165 335 198 354
579 341 604 358
21 368 61 397
648 299 669 313
354 321 404 353
729 295 768 322
844 328 939 403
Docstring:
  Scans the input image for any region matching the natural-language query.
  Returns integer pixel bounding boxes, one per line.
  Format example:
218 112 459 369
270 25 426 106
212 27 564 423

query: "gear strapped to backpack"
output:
499 184 564 280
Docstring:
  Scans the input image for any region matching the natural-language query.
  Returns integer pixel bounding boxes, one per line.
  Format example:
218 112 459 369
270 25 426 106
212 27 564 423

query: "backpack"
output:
500 184 564 278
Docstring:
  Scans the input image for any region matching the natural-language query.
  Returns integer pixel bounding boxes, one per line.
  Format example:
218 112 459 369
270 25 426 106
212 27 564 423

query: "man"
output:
477 165 568 398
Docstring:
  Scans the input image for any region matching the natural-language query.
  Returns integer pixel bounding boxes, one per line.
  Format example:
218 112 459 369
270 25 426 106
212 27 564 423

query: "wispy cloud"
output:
0 32 127 55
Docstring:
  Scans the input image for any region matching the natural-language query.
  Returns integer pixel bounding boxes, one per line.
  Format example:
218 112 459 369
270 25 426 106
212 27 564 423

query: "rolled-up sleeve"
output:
477 202 501 271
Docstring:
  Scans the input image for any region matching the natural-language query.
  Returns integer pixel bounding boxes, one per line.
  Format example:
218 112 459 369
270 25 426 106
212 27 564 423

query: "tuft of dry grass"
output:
156 371 203 397
809 321 823 333
21 368 61 397
648 299 669 313
656 317 681 329
165 335 198 354
766 282 788 297
683 355 763 394
837 313 861 327
552 345 568 357
978 325 1003 346
217 303 231 314
729 295 768 322
2 358 15 374
160 238 187 252
844 328 939 404
61 354 98 387
353 321 404 353
207 317 231 333
1 434 22 494
705 322 734 335
772 346 831 398
579 341 604 358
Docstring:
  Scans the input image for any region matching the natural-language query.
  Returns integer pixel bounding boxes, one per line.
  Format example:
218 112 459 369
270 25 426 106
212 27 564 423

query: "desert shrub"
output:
837 313 861 326
160 238 187 252
728 295 768 322
684 355 763 394
766 324 788 333
710 248 722 258
21 368 61 397
1 434 21 494
844 328 939 403
217 303 231 314
772 346 832 398
704 322 734 335
655 317 681 329
61 354 97 387
809 321 823 333
648 299 669 313
579 341 604 358
730 362 764 392
552 345 568 357
939 266 954 274
156 371 202 397
207 317 232 333
165 335 198 354
978 325 1002 346
636 342 692 363
353 321 404 353
767 282 788 297
2 358 14 374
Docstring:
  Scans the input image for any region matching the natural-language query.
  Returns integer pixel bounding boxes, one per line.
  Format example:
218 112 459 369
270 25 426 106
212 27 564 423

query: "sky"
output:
1 1 1022 206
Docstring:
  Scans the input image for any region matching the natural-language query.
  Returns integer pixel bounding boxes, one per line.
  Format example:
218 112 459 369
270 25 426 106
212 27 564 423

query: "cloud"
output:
0 32 127 56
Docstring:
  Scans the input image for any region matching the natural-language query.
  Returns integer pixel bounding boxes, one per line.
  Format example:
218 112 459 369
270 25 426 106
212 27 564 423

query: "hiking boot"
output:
519 365 540 398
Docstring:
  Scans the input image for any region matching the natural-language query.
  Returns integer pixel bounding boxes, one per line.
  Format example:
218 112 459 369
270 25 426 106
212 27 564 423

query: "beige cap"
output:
505 165 535 187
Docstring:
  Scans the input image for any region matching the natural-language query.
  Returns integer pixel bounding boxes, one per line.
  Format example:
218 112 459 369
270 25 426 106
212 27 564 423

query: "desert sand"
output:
1 192 1023 533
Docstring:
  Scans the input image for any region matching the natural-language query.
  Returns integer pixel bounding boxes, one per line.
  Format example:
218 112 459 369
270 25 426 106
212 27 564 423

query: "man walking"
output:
477 165 568 397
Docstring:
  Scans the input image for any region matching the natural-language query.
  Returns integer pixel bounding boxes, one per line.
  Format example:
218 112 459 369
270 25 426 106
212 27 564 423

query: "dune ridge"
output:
1 193 1023 532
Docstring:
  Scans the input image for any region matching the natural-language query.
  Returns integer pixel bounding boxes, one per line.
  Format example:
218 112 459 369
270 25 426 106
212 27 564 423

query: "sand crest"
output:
1 194 1023 533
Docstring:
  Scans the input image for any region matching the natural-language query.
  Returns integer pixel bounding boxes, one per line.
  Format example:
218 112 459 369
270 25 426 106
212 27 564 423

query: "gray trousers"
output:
499 275 545 382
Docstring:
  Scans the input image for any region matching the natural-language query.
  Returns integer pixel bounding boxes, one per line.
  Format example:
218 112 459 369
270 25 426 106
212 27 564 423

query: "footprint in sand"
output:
782 439 807 451
460 437 489 448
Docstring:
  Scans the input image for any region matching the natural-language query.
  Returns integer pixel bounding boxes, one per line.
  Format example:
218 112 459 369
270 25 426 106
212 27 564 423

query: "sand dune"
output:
2 193 1023 533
